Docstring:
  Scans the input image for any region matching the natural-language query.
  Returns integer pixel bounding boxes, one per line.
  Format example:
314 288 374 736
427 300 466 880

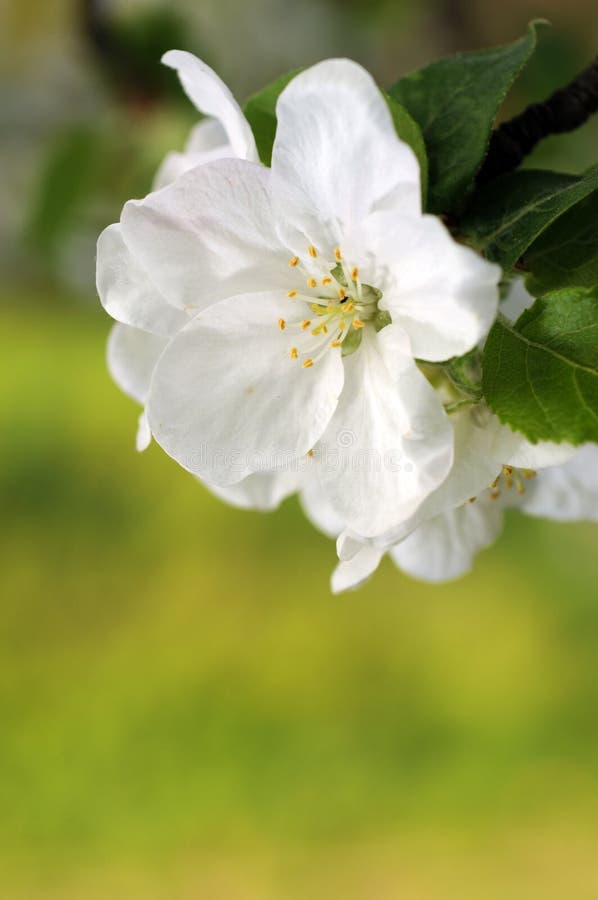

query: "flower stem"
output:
478 57 598 184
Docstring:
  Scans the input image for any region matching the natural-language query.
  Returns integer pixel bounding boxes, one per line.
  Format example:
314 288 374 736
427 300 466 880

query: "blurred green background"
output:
1 1 598 897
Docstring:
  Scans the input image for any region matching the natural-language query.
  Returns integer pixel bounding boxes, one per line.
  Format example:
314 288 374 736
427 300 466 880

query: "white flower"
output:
328 408 584 591
99 52 256 451
153 51 259 188
103 55 500 536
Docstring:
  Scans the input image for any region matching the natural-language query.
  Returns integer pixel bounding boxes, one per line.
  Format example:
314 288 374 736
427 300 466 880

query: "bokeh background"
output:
2 1 598 897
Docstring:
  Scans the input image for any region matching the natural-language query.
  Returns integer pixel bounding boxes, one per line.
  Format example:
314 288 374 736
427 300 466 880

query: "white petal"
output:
331 545 385 593
480 409 578 469
136 410 152 452
271 58 420 249
300 477 345 539
107 323 168 404
361 407 508 550
121 159 291 312
358 212 500 361
147 292 344 485
97 224 188 335
206 467 303 512
522 444 598 521
390 500 504 583
500 277 535 323
161 51 258 161
315 325 453 537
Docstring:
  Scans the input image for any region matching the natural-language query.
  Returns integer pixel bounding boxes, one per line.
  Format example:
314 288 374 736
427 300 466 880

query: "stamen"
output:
278 318 286 331
522 469 537 479
307 278 317 289
307 245 318 258
331 340 341 347
301 319 311 330
351 266 359 281
287 289 297 298
302 358 314 369
468 497 477 504
352 319 364 329
307 449 314 457
338 288 346 300
290 347 298 359
321 277 332 286
334 247 343 261
289 256 299 268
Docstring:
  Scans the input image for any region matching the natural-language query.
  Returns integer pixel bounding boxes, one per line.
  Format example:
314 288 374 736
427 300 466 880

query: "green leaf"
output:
482 287 598 445
384 92 428 204
388 21 542 213
243 69 303 166
459 167 598 272
525 192 598 295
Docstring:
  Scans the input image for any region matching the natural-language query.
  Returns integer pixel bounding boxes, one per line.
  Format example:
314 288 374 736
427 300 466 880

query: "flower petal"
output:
121 159 292 312
136 411 152 452
521 445 598 521
161 51 258 161
300 477 345 539
481 410 578 469
97 224 188 335
107 323 168 404
390 500 504 583
360 212 500 361
331 545 384 593
153 120 232 189
147 292 344 485
500 277 535 323
271 59 420 248
206 467 303 512
315 325 453 537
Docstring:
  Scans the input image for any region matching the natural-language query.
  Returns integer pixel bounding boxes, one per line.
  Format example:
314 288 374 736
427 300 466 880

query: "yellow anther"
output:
278 318 286 331
338 288 346 300
311 327 321 336
352 319 364 329
307 277 317 289
311 303 321 313
289 256 299 267
331 340 342 347
302 358 314 369
334 247 343 261
468 497 477 504
301 319 311 330
307 449 314 457
287 289 297 298
321 277 332 286
523 469 537 479
290 347 298 359
308 245 318 258
322 325 328 334
351 266 359 281
490 490 501 500
345 303 355 312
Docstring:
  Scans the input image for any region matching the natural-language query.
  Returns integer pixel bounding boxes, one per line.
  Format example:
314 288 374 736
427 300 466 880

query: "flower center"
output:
468 465 537 505
279 245 383 369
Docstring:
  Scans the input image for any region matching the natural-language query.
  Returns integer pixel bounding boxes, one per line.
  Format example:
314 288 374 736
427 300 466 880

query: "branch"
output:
478 57 598 184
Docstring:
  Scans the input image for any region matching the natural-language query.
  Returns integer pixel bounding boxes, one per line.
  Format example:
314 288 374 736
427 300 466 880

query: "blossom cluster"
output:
97 52 598 591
